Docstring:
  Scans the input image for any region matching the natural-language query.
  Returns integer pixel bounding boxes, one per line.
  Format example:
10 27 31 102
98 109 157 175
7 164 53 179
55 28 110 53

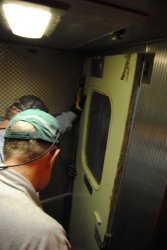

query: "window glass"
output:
86 92 111 184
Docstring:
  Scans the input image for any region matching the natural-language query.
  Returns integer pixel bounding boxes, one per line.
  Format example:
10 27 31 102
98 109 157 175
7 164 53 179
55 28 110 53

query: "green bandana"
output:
5 109 60 143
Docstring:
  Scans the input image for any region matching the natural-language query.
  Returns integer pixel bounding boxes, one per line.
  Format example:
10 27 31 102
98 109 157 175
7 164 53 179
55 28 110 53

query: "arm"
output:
56 88 86 135
56 111 77 135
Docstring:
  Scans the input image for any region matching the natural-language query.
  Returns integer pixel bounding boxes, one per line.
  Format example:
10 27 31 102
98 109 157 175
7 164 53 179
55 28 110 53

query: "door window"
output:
86 92 111 184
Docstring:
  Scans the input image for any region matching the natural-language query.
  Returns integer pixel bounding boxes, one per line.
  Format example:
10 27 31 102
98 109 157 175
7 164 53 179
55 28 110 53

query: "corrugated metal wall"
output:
110 39 167 249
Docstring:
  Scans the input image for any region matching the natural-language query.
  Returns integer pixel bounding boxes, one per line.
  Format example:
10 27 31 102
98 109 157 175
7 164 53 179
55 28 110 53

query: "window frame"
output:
85 91 111 186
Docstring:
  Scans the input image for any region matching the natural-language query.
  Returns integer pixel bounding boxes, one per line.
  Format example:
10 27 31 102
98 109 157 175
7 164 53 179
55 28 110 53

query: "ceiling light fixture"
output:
2 1 66 39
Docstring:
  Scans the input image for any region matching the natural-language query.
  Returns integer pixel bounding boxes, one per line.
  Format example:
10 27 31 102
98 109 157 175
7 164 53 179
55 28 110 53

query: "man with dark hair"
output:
0 95 79 162
5 95 49 120
0 109 71 250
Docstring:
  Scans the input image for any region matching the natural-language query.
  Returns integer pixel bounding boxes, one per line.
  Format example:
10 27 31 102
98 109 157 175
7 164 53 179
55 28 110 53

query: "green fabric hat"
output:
5 109 60 143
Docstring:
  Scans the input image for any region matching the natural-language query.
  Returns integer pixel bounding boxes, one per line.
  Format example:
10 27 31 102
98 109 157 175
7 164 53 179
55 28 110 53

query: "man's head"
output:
3 109 60 190
5 95 49 120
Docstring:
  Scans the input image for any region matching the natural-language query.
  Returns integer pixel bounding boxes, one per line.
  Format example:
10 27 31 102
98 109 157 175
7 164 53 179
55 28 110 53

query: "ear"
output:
50 148 60 166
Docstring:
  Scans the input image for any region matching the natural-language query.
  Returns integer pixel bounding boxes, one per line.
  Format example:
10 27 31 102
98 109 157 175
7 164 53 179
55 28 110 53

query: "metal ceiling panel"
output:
0 0 146 52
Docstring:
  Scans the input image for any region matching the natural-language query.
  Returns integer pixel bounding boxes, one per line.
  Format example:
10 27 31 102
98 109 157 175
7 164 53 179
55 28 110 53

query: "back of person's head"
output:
4 109 60 162
5 95 49 120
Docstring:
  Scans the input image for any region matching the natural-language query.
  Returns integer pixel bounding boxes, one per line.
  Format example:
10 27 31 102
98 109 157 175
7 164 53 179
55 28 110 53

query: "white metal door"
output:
69 53 139 250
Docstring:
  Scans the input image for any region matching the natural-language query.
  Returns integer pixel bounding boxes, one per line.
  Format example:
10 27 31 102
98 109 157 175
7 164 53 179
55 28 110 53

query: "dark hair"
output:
4 138 51 162
5 95 49 119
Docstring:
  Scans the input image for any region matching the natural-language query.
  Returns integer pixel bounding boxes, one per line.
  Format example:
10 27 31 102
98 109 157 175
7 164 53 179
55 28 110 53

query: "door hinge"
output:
141 52 155 85
68 165 78 179
101 233 112 250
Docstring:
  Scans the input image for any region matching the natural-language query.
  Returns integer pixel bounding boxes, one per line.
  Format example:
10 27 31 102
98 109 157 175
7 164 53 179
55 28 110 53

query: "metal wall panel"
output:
0 43 84 116
110 39 167 250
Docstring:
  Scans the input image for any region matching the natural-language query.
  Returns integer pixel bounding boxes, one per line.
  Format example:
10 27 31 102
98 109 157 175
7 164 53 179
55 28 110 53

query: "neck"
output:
4 159 38 188
4 156 49 191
